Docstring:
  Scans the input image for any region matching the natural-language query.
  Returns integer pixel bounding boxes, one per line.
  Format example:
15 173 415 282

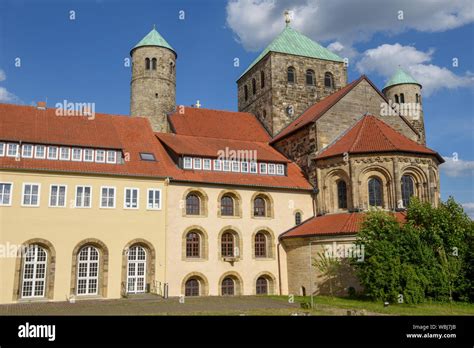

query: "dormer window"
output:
268 163 276 175
259 163 267 174
47 146 58 160
213 159 222 171
193 158 202 170
7 143 19 157
183 156 192 169
22 144 34 158
35 145 46 159
276 164 285 175
72 148 82 161
223 160 231 172
84 149 94 162
107 150 117 163
232 161 240 172
60 147 70 160
95 150 105 163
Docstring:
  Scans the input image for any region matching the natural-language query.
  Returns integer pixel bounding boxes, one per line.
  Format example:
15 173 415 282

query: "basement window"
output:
140 153 156 161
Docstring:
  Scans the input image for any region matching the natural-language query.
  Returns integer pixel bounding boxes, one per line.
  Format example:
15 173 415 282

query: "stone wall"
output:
130 46 176 132
283 236 362 297
238 52 347 137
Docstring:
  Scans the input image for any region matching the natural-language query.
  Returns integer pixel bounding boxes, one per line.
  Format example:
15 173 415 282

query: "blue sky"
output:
0 0 473 215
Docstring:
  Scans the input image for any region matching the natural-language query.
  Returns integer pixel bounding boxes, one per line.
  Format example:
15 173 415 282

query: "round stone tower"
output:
130 26 176 132
382 68 425 144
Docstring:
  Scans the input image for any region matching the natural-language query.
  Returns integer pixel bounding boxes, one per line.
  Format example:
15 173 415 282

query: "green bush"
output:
353 197 473 303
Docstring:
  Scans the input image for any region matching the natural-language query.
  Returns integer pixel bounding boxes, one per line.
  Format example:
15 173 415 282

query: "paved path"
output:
0 295 302 316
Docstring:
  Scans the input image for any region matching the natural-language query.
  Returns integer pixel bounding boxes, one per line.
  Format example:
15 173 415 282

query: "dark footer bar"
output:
0 315 472 346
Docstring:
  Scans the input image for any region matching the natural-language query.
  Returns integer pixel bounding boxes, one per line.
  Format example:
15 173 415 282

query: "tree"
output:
352 197 473 303
313 250 342 296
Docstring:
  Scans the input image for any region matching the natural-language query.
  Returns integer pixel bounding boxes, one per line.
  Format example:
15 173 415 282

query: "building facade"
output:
0 22 444 304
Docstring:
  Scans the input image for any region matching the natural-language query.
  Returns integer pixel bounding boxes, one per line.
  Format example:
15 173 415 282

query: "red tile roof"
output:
280 211 407 238
0 103 312 190
316 115 443 162
157 133 289 163
0 103 174 178
169 107 271 142
271 75 420 144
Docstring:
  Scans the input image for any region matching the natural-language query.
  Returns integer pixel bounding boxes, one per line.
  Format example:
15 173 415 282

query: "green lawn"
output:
270 295 474 316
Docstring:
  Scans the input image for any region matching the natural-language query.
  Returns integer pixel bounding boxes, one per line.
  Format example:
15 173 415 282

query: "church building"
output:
0 17 443 303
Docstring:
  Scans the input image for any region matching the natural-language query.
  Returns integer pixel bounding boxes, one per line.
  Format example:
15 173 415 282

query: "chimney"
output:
36 101 47 110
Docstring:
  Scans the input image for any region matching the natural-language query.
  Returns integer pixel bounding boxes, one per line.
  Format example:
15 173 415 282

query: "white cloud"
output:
356 43 474 96
226 0 474 52
0 69 21 103
461 202 474 219
327 41 358 59
441 156 474 177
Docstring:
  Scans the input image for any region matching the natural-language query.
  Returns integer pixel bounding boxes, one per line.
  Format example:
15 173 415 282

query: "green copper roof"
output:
239 26 344 79
131 28 175 55
383 68 420 89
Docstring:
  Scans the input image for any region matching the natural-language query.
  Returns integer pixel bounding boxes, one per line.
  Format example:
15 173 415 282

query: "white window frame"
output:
0 142 5 156
0 182 13 206
72 148 82 161
241 162 249 173
21 144 34 158
106 150 116 164
183 157 192 169
59 147 70 161
232 161 240 172
193 158 202 170
147 188 162 210
223 160 231 172
21 245 48 299
7 143 19 157
34 145 46 159
268 163 276 175
95 149 106 163
47 146 59 160
83 149 94 162
213 159 222 171
75 185 92 208
259 163 267 174
250 161 257 174
124 187 139 209
276 164 285 175
49 184 67 208
21 183 41 207
76 246 99 296
203 158 211 171
100 186 116 209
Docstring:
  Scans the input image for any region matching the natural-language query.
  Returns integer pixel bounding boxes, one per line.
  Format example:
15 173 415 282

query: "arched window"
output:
186 232 200 258
401 175 415 208
306 69 315 86
253 197 266 217
145 58 150 70
260 71 265 88
244 85 248 101
400 93 405 103
287 67 296 83
262 110 267 119
127 245 147 294
21 245 47 298
252 78 257 95
221 232 234 257
169 61 174 74
415 93 419 103
77 246 99 295
337 180 348 209
186 194 200 215
295 212 302 225
368 177 383 207
151 58 157 70
221 277 235 296
254 232 267 258
221 195 234 216
324 72 334 88
256 276 268 295
185 278 200 296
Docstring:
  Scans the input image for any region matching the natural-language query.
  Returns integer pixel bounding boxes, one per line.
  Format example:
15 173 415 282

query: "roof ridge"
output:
349 115 370 152
371 116 398 150
157 132 272 144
